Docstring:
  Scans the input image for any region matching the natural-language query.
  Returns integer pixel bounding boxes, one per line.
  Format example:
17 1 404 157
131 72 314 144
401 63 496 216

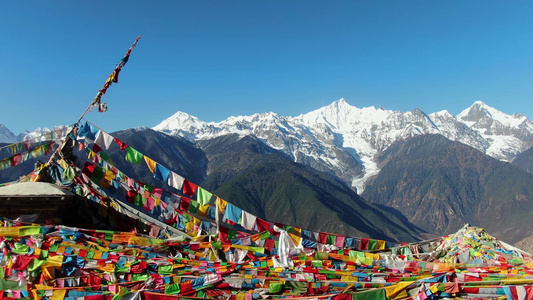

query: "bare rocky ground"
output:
515 236 533 254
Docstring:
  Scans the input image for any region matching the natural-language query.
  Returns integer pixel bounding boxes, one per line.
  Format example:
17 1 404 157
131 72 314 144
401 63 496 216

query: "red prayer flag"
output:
179 197 191 212
255 218 271 232
114 138 128 150
360 238 369 250
183 179 198 197
318 232 328 244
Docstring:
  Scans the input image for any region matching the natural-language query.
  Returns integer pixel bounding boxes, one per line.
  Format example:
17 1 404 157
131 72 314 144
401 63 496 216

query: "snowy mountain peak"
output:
0 124 17 144
458 101 532 132
458 101 493 123
153 111 205 131
430 110 454 118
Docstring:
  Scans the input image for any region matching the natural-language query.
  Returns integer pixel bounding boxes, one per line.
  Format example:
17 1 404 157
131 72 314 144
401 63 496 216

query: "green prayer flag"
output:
0 278 25 290
351 287 387 300
197 187 213 205
188 200 199 214
312 260 323 267
283 225 293 233
360 257 373 265
228 229 237 240
64 165 75 181
125 146 143 164
165 283 180 295
249 247 265 254
12 243 29 254
28 259 46 272
158 265 173 275
134 194 144 207
211 241 222 250
269 282 283 293
316 251 329 260
349 250 365 258
368 239 378 250
285 281 307 294
259 231 271 240
90 166 104 184
99 150 110 162
132 273 149 281
327 234 336 245
111 287 130 300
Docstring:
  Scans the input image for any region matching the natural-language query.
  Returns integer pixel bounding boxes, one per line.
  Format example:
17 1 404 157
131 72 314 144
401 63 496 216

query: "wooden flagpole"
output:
41 36 141 170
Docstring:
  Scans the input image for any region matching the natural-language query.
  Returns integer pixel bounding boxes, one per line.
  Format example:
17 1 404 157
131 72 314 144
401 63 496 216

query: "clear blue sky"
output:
1 1 532 134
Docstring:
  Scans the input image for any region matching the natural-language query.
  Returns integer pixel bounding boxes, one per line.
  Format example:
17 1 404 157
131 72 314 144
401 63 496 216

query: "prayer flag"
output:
197 187 213 205
143 156 157 173
154 164 170 181
183 179 198 197
168 171 185 190
126 146 143 164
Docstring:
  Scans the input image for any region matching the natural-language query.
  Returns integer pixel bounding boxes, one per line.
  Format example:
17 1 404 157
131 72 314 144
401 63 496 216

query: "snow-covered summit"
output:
0 124 18 144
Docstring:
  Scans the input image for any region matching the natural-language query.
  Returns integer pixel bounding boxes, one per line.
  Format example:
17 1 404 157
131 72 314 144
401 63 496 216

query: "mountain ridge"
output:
153 99 533 193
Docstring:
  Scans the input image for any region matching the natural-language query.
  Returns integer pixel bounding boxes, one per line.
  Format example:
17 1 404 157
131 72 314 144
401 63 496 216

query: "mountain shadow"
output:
362 134 533 244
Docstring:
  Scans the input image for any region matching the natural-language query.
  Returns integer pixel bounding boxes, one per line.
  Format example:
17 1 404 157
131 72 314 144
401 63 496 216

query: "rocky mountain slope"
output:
361 134 533 244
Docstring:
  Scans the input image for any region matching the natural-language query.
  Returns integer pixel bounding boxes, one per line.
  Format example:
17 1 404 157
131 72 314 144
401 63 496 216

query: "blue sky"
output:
1 1 532 134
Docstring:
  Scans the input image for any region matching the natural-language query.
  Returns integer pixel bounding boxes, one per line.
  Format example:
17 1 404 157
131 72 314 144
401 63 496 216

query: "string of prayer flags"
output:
77 121 404 252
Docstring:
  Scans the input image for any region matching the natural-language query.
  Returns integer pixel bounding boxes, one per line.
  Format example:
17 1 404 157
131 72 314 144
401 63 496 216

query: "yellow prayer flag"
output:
216 197 228 214
57 158 69 170
289 232 302 246
97 262 116 273
143 156 157 173
130 236 151 246
50 289 67 300
236 293 246 300
292 227 302 237
44 255 64 268
93 251 103 260
0 226 20 237
384 281 414 300
376 240 386 250
193 217 201 226
198 204 210 217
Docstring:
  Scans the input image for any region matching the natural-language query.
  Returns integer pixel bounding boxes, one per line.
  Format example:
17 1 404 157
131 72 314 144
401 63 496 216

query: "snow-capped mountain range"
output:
153 99 533 193
0 126 70 144
2 99 532 193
